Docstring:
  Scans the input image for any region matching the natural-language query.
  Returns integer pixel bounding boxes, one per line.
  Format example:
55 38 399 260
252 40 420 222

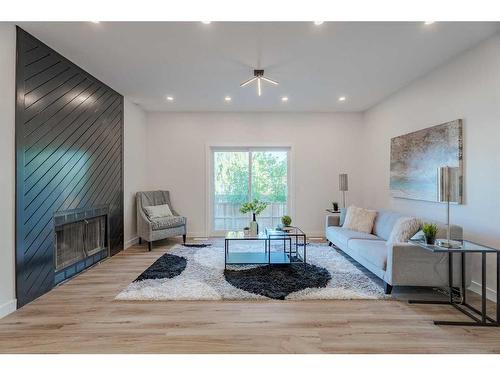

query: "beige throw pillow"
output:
342 206 377 234
144 204 173 219
387 217 422 244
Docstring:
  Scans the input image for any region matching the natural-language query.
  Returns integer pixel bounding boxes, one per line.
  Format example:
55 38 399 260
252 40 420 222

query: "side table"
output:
408 239 499 327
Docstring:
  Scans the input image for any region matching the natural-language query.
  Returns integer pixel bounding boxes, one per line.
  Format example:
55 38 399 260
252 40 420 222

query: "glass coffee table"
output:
224 228 307 269
408 239 499 327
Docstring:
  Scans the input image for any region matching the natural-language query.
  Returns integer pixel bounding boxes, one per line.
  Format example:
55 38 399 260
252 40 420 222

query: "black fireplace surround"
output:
15 27 124 307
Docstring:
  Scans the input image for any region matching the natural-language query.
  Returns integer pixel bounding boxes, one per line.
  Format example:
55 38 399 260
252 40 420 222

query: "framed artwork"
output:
390 119 463 203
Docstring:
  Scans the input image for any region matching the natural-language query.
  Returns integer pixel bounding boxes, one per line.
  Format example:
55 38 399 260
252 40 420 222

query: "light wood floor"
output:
0 238 499 354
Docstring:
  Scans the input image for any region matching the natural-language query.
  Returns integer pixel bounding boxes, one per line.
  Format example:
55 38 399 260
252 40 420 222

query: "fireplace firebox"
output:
54 206 109 284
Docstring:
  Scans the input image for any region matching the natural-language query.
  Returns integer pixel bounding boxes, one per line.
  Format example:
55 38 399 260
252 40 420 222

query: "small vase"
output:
249 213 259 235
333 203 339 212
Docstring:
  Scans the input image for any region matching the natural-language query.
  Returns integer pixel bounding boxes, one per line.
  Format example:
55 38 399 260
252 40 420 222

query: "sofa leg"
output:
384 282 393 295
328 241 332 247
182 234 186 244
138 237 142 245
148 241 152 252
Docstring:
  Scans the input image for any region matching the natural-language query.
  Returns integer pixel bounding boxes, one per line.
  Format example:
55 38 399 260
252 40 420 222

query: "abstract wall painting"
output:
390 119 463 203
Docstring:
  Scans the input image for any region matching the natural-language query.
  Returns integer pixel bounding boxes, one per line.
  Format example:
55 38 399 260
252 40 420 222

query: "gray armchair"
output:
136 190 187 251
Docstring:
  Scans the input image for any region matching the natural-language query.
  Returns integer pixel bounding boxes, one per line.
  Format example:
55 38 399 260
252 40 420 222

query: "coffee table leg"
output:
482 252 487 323
497 251 500 324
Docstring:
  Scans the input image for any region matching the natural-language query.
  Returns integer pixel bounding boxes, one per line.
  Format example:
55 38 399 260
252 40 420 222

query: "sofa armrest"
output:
385 242 466 287
136 200 153 241
325 215 340 229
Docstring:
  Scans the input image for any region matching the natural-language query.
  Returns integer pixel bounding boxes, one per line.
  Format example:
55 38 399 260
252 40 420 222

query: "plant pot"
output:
425 235 436 245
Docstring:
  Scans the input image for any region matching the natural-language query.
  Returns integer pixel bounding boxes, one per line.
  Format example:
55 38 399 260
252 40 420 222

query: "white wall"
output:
0 23 17 318
146 112 365 237
362 33 500 299
124 99 148 248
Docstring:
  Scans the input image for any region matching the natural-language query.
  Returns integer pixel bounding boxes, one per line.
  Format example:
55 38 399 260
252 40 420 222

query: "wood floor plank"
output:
0 238 499 354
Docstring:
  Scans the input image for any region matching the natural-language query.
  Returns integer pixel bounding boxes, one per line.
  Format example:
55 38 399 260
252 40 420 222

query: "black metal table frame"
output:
267 230 307 268
408 246 499 327
224 231 307 269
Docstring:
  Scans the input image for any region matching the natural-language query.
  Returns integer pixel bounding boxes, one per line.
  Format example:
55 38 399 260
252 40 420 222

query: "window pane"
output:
251 151 288 229
213 151 249 231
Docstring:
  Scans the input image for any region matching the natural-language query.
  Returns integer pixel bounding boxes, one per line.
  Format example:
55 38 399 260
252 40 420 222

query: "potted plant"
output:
240 199 268 235
422 223 438 245
281 215 292 228
332 202 339 212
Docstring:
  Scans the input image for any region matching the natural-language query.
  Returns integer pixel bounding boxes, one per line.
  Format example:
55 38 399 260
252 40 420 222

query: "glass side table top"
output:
409 239 498 253
265 226 305 237
225 231 267 240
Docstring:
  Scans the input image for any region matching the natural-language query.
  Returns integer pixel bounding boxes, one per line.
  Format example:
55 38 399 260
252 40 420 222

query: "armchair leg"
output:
384 282 393 295
148 241 152 252
182 234 186 244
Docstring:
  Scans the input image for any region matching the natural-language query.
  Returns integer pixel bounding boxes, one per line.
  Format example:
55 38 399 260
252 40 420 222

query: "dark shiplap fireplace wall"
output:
15 27 124 307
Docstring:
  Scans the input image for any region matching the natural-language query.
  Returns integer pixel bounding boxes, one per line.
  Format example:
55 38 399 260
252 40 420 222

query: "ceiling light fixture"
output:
424 21 435 25
314 21 324 25
240 69 278 97
338 96 346 102
90 21 100 24
201 21 211 24
224 96 232 102
166 96 174 101
281 96 289 102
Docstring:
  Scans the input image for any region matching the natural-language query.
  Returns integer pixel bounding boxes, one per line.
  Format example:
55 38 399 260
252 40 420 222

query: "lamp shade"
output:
339 173 348 192
437 166 460 203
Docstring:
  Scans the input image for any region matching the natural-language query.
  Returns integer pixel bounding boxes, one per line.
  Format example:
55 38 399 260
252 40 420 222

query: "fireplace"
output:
54 206 109 284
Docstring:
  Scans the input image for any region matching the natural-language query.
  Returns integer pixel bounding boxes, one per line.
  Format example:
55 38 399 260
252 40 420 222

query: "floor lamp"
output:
339 173 348 208
436 166 461 248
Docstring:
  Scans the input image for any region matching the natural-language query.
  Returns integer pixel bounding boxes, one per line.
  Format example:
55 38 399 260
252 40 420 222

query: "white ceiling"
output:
18 21 500 112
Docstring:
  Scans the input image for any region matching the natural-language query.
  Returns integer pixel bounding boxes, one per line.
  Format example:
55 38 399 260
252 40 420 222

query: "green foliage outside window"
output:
214 151 287 204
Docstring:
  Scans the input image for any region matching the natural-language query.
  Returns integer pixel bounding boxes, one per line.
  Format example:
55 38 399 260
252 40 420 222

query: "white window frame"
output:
206 143 294 237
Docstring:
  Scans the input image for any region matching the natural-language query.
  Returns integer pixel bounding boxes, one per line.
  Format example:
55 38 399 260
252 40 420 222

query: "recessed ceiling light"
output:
281 96 289 102
166 96 174 102
201 21 211 24
424 21 435 25
224 96 232 102
338 96 346 102
314 21 324 26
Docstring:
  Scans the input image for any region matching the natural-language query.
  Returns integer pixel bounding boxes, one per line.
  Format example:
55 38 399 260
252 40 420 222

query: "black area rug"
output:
224 263 331 300
135 253 187 282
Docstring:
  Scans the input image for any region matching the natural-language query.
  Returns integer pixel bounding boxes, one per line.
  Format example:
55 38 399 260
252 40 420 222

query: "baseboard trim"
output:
0 299 17 319
124 236 139 249
468 281 497 302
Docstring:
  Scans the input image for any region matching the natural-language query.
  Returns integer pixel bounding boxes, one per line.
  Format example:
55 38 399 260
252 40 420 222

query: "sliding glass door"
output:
212 148 289 233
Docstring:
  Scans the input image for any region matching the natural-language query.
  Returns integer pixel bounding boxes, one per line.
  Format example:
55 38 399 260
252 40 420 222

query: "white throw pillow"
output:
387 217 422 244
342 206 377 234
144 204 173 219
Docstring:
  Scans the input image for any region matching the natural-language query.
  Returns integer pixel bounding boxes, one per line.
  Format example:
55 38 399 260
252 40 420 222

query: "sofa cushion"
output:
150 216 186 230
326 226 380 248
348 239 388 270
372 210 404 240
342 206 377 234
387 216 422 244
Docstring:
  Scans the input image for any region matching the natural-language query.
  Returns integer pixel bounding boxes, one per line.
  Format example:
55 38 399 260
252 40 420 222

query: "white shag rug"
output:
115 242 389 301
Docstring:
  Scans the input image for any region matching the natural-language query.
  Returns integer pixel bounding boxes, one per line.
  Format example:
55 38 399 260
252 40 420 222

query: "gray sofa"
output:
136 190 187 251
325 209 467 294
